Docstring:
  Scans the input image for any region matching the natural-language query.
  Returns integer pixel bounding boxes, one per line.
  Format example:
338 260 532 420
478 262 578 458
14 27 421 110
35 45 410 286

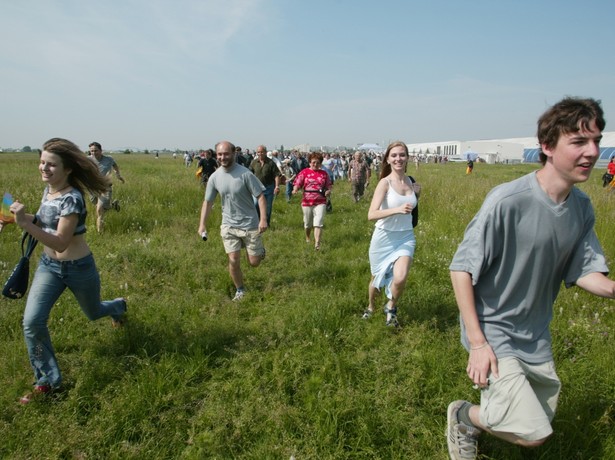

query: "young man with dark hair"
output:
447 97 613 459
88 142 125 233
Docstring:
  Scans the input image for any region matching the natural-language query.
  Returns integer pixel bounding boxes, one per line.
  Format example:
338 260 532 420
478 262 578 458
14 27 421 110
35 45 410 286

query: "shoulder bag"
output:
2 232 38 299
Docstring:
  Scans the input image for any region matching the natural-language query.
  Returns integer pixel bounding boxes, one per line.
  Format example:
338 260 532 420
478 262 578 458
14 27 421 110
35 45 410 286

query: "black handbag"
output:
408 175 419 228
2 232 38 299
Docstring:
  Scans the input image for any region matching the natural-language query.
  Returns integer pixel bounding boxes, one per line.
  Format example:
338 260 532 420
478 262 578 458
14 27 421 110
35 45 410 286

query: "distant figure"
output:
348 151 371 203
198 141 267 301
197 149 218 187
88 142 125 233
293 152 332 250
281 159 297 203
184 151 192 167
270 150 283 172
292 151 309 174
603 158 615 187
447 97 612 459
466 159 474 175
249 145 281 226
235 146 247 167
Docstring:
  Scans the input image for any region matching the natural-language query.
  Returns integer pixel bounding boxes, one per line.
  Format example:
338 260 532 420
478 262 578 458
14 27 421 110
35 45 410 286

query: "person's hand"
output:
259 220 268 233
466 343 498 389
325 190 331 197
413 183 421 196
10 201 27 227
397 203 412 214
274 186 280 196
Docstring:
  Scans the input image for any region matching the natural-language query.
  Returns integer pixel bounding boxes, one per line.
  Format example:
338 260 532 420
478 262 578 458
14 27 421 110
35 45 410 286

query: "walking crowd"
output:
2 97 614 460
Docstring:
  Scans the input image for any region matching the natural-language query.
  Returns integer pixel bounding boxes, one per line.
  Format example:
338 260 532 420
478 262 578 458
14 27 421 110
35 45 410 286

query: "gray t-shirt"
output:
449 172 608 363
89 155 117 176
204 163 265 229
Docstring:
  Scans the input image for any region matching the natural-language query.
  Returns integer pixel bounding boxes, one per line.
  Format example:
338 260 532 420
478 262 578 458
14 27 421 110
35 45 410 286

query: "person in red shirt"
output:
292 152 332 250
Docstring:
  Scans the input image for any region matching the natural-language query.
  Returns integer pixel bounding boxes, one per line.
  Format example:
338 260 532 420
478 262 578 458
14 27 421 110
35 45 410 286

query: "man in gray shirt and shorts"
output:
88 142 125 233
198 141 267 301
447 97 615 459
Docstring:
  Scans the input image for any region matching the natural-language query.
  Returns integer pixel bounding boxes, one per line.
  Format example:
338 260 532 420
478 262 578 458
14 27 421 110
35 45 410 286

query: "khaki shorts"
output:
479 357 561 441
90 189 113 210
302 203 326 228
220 225 265 257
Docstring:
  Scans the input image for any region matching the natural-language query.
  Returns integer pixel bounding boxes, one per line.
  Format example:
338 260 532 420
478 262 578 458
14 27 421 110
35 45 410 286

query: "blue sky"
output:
2 0 614 151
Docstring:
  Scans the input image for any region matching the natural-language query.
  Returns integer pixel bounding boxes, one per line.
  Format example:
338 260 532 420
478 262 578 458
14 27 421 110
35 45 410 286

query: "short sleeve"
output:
59 193 84 217
449 197 501 285
564 226 609 287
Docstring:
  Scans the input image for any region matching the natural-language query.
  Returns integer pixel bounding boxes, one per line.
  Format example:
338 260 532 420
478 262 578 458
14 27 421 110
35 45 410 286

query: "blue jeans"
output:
23 253 125 388
255 183 275 226
286 180 294 202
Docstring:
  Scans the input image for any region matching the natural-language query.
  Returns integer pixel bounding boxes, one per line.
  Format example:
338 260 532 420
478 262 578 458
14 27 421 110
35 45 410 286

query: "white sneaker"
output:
232 290 245 302
446 400 481 459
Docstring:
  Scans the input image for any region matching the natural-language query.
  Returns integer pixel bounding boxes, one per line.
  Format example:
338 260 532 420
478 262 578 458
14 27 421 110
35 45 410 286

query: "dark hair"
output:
537 97 605 165
88 141 102 150
43 138 110 196
308 152 323 164
379 141 408 179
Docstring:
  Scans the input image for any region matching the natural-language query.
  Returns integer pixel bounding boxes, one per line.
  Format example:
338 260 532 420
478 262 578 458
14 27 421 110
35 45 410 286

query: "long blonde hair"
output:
42 138 110 196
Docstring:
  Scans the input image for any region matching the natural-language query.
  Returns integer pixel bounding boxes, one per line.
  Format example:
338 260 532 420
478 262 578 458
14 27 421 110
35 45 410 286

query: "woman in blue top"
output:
363 141 419 327
9 138 127 404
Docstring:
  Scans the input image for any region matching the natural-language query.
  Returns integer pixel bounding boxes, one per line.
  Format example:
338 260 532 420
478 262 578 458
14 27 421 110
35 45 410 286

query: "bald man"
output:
198 141 268 301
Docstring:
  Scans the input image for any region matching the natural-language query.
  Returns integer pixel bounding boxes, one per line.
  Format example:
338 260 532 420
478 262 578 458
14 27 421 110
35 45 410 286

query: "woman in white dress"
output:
363 141 419 327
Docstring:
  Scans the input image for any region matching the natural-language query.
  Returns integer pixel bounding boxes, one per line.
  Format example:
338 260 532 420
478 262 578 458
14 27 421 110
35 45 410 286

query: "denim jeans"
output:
286 180 294 202
23 253 125 388
255 183 275 226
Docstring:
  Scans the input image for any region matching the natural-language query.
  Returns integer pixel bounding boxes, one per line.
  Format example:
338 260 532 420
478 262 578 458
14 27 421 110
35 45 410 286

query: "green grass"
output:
1 154 614 459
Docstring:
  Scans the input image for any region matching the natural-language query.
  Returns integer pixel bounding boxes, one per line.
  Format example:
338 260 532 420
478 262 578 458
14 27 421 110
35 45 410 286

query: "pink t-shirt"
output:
294 168 331 207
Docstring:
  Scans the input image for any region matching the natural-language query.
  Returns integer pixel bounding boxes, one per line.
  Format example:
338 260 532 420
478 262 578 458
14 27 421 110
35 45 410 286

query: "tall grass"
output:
1 154 614 459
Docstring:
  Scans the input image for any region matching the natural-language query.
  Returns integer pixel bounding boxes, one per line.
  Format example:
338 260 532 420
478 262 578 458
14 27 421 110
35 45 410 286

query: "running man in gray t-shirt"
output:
88 142 125 233
198 141 267 302
446 97 615 459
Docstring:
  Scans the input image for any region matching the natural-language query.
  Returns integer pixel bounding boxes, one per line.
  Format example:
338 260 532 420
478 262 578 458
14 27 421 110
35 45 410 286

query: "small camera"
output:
201 231 208 241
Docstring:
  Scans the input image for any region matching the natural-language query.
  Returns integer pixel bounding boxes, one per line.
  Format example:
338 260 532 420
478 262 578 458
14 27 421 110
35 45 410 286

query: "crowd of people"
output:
2 97 614 460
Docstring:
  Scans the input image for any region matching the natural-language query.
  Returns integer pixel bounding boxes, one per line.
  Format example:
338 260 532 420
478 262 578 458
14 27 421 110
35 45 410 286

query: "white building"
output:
406 131 615 164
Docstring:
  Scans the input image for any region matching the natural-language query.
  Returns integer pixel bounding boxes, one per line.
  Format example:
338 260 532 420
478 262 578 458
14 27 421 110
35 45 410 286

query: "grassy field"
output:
1 153 614 459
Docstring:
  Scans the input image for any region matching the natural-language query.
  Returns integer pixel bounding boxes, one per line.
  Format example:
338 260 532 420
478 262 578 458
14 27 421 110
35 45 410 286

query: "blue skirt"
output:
369 227 416 299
